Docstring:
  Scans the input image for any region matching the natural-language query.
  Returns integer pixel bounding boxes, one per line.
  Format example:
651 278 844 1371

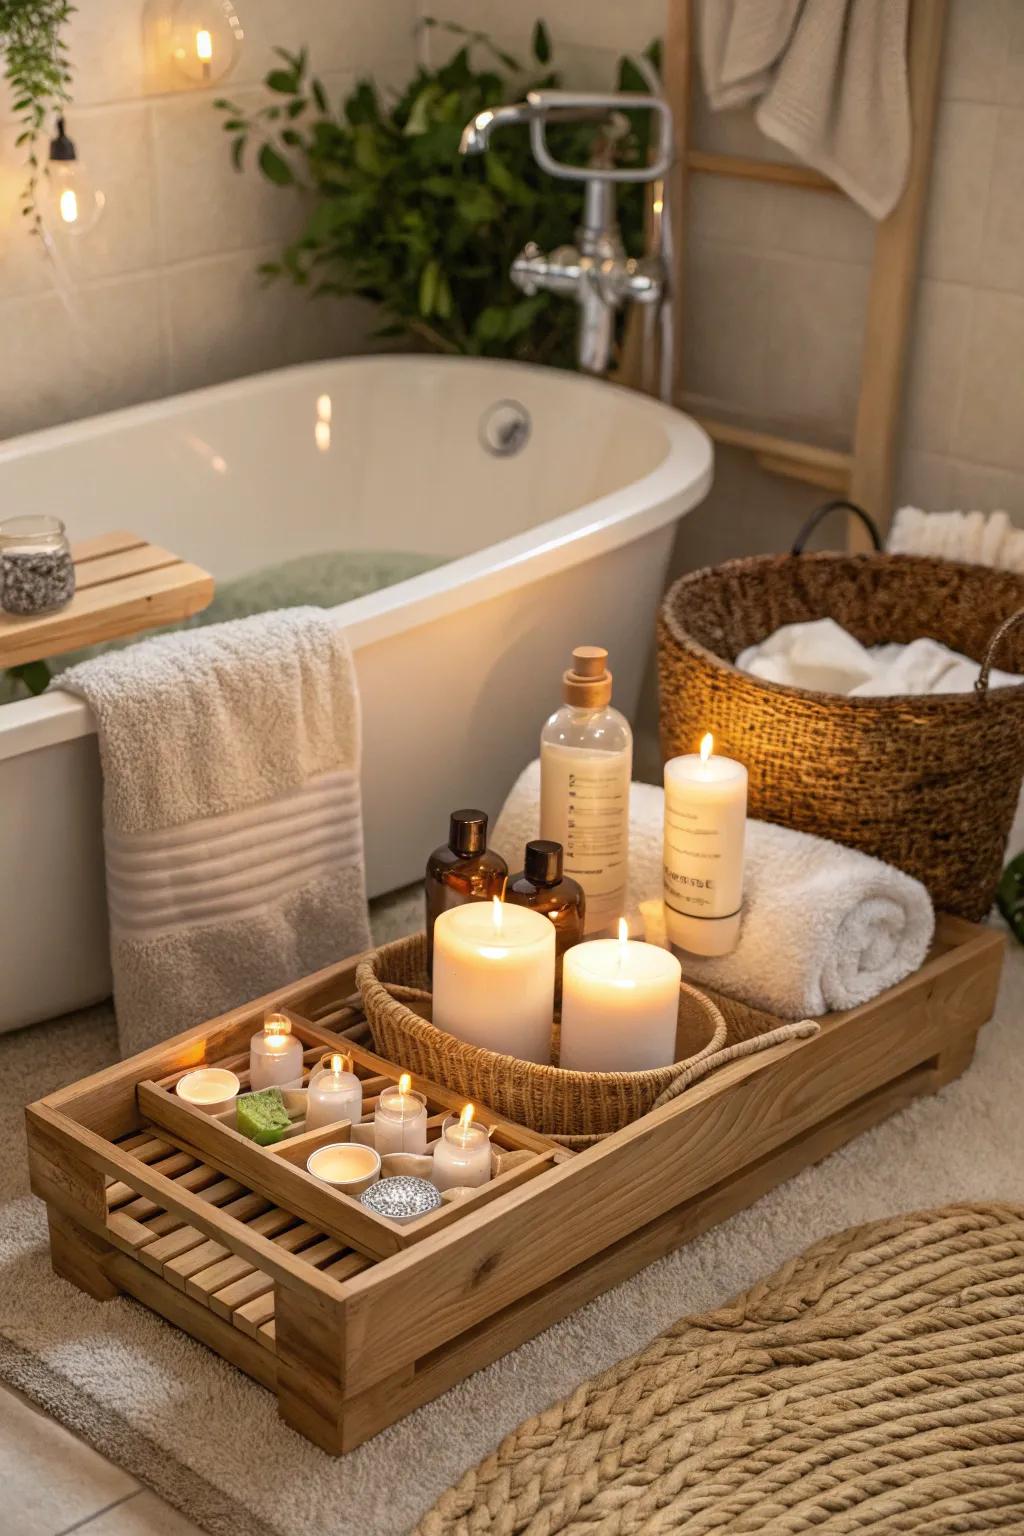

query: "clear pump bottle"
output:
540 646 632 936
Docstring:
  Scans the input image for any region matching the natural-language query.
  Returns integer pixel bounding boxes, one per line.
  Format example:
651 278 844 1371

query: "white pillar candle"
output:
663 733 748 957
305 1052 364 1132
374 1072 429 1155
560 919 682 1071
431 1104 493 1191
175 1067 240 1114
432 898 556 1064
249 1012 305 1091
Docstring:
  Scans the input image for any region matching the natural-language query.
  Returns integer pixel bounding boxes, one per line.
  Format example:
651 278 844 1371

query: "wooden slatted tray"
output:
27 914 1004 1454
137 1012 560 1262
0 530 214 667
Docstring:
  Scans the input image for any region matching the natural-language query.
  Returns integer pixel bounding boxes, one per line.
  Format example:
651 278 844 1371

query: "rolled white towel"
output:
494 760 934 1021
889 505 1024 574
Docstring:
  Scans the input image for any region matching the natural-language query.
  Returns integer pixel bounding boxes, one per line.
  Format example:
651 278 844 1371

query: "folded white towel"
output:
737 618 1023 696
58 608 371 1053
697 0 911 219
889 506 1024 574
494 759 934 1020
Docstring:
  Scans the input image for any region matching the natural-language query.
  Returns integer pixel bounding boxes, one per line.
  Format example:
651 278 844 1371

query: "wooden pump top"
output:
563 645 613 708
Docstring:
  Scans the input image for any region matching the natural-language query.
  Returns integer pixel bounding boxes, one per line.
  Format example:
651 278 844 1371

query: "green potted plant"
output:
217 20 659 368
1 0 74 229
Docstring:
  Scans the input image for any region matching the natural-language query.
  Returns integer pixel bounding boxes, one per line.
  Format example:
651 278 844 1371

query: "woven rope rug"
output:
420 1203 1024 1535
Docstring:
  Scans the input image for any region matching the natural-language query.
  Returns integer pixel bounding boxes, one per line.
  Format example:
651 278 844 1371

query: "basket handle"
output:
791 500 883 555
649 1019 819 1108
976 608 1024 695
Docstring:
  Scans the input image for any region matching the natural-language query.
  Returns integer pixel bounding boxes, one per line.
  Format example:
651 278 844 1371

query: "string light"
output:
42 117 104 237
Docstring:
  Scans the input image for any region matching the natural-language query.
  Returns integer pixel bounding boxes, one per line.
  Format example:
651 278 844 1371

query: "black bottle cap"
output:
524 839 562 886
449 808 488 856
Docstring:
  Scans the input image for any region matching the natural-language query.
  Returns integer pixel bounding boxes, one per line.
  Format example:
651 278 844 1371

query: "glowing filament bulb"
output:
196 28 213 60
492 896 503 932
59 188 79 225
700 732 714 763
398 1071 411 1098
263 1012 291 1045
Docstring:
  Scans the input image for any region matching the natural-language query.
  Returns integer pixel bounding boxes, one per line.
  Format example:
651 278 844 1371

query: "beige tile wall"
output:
431 0 1024 555
0 0 416 438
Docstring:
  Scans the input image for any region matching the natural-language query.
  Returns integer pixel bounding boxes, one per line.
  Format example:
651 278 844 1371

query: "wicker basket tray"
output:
658 502 1024 921
356 932 813 1139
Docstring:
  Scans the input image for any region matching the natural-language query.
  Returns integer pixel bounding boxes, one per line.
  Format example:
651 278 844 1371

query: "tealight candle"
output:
432 898 556 1063
249 1012 304 1091
431 1104 493 1191
305 1052 364 1132
559 919 682 1072
306 1142 380 1196
663 733 748 957
374 1072 429 1155
175 1067 240 1114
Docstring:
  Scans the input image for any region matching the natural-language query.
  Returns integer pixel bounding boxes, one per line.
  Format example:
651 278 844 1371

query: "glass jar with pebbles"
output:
0 516 76 616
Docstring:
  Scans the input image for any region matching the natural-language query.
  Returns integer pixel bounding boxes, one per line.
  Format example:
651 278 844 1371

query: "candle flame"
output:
700 732 714 763
492 896 503 932
330 1053 348 1074
264 1012 291 1037
460 1102 475 1132
618 917 629 944
398 1072 411 1097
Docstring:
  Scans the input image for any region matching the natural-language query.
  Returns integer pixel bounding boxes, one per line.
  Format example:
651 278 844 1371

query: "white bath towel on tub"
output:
58 608 371 1053
494 760 934 1019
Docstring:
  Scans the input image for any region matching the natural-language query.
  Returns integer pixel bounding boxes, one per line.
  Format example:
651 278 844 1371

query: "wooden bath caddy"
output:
0 529 213 668
27 914 1003 1455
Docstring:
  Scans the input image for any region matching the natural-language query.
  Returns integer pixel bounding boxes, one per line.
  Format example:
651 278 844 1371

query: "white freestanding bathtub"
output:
0 355 712 1030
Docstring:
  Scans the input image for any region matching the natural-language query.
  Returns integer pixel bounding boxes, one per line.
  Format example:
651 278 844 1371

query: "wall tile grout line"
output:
54 1488 143 1536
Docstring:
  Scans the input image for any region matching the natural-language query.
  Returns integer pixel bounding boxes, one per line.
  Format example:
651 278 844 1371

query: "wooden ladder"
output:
660 0 948 548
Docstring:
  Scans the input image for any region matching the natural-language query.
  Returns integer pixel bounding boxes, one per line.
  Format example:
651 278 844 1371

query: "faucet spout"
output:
459 102 535 156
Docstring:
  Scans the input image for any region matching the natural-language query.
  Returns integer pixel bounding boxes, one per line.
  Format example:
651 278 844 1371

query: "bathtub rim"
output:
0 355 712 762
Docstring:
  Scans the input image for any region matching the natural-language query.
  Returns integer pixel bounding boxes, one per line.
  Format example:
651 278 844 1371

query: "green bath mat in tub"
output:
0 548 445 703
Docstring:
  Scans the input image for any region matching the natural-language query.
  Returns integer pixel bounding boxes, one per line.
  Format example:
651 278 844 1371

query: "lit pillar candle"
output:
663 733 748 957
374 1072 429 1155
432 898 555 1064
305 1052 364 1132
560 919 682 1071
249 1012 305 1091
431 1104 493 1191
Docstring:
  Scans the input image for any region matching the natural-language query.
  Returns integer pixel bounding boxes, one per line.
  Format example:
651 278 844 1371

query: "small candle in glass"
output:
175 1067 240 1115
431 1103 493 1191
306 1142 380 1196
305 1052 364 1132
374 1072 428 1155
249 1012 304 1091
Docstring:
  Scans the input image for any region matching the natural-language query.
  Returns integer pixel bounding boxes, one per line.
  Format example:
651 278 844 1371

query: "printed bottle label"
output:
541 744 629 935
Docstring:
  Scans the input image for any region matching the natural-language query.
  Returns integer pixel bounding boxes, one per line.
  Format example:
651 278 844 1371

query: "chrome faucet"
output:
460 89 674 392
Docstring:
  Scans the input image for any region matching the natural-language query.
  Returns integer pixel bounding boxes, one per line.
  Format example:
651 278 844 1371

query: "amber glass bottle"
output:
425 809 508 975
506 840 585 995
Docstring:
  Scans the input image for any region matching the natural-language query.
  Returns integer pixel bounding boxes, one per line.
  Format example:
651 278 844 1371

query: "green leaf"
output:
266 68 298 94
418 258 440 316
532 20 551 64
231 136 246 171
311 77 328 112
7 660 51 697
258 142 293 185
404 81 441 136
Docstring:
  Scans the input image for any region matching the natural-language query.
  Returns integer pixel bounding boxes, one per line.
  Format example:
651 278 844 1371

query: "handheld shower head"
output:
458 102 535 156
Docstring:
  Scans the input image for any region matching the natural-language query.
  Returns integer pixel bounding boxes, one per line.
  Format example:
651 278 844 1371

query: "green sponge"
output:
236 1088 291 1145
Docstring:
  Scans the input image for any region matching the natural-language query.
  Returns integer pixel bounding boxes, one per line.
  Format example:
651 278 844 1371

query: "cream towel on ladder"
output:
697 0 911 219
58 608 371 1054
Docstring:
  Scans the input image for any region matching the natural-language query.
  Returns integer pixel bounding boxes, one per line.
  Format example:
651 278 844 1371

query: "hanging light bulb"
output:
42 118 105 237
168 1 244 85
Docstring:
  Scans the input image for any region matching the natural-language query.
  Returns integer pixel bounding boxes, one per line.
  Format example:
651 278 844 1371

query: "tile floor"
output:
1 1382 202 1535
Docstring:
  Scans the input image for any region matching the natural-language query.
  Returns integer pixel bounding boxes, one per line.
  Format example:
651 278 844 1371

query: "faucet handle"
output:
525 89 673 184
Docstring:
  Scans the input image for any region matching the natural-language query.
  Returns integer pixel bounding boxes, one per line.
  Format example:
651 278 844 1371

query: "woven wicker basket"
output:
356 932 815 1139
658 503 1024 921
